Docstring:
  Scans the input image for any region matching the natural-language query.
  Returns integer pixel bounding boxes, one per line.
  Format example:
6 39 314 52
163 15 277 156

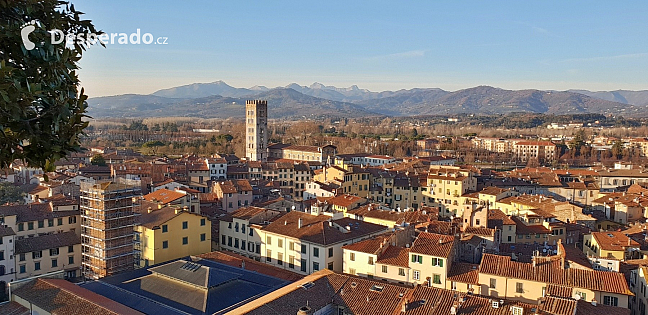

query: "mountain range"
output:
86 81 648 118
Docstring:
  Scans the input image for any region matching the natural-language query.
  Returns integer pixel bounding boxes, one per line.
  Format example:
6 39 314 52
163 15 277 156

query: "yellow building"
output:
583 231 641 260
135 206 211 267
409 232 456 288
479 253 632 307
422 165 477 217
313 165 370 198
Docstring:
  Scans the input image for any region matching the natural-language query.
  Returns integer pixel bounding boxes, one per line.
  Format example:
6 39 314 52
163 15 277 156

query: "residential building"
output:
0 225 15 297
135 206 211 267
268 144 336 163
630 266 648 315
143 188 200 214
219 206 282 259
206 157 227 180
408 232 456 287
213 179 253 212
512 141 557 162
583 231 641 260
257 211 388 275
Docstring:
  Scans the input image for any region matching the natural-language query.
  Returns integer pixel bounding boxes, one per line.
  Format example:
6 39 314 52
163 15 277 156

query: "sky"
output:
74 0 648 97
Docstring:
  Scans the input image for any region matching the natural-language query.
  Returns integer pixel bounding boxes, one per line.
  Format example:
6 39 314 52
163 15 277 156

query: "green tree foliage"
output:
0 0 101 171
0 182 25 205
90 154 106 166
611 140 624 160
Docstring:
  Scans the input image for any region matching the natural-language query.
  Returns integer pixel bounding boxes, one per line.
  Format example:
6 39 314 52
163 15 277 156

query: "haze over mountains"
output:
87 81 648 119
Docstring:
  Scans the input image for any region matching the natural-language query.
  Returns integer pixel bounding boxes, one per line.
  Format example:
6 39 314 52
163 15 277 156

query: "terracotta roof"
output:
545 284 573 298
0 301 29 315
138 207 206 229
479 254 632 295
409 232 455 258
143 188 186 204
342 233 392 254
512 217 551 235
15 231 80 254
228 206 273 220
12 278 143 315
487 208 515 227
327 194 365 208
376 245 410 268
214 180 253 194
479 186 509 196
262 211 387 246
447 263 480 284
591 231 640 251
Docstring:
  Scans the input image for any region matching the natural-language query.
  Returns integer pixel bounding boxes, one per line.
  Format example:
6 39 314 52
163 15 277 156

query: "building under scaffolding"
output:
80 178 141 279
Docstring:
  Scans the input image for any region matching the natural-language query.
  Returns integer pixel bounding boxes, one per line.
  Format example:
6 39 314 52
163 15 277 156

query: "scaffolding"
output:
80 178 141 279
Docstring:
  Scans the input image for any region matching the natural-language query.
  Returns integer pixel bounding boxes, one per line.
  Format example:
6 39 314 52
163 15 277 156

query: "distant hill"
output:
88 81 648 118
568 89 648 106
356 86 645 116
152 81 255 98
87 88 375 119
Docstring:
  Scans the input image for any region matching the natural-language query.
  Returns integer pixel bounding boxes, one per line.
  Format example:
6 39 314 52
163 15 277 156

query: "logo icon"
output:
20 20 38 50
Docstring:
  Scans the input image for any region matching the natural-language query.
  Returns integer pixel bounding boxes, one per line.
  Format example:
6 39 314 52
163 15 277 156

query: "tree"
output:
91 154 106 166
611 140 624 160
142 140 164 155
1 1 102 171
0 182 25 205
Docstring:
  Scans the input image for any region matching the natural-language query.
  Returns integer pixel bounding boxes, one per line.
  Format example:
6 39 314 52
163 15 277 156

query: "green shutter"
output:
439 259 443 267
412 255 416 263
431 258 437 266
418 256 423 264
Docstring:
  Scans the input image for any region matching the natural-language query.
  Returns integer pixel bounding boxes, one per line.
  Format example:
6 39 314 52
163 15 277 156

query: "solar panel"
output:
180 261 201 272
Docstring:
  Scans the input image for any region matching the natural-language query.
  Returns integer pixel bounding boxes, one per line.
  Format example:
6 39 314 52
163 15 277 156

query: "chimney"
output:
591 298 597 306
147 207 153 213
175 207 182 214
401 298 409 313
298 218 303 229
297 306 312 315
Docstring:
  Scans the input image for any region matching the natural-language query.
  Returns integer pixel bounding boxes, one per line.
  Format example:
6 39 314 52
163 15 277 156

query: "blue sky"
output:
75 0 648 96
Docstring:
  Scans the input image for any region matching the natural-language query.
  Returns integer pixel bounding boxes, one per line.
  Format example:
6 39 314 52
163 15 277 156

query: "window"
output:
278 239 283 248
289 242 294 251
289 256 295 269
33 251 42 259
433 274 441 284
313 262 319 271
222 235 226 245
34 261 41 271
249 228 254 236
162 240 169 248
201 233 206 242
162 225 168 233
48 219 54 227
328 247 333 258
51 259 58 268
50 248 59 256
350 252 355 261
603 296 618 307
68 256 74 264
511 306 523 315
266 236 272 245
431 257 437 266
301 259 307 272
182 221 188 229
516 282 523 293
182 237 188 245
256 244 261 254
19 265 25 274
18 223 23 231
266 250 272 262
382 265 388 273
234 238 239 248
301 244 307 254
490 278 496 289
241 240 246 249
200 218 206 226
368 257 374 265
451 281 457 290
0 251 3 261
411 254 423 264
277 253 283 265
19 253 25 261
398 268 405 276
575 291 586 300
38 220 44 228
241 224 246 234
28 222 34 230
349 268 356 275
413 270 420 280
313 247 319 257
57 218 63 226
328 262 333 270
68 216 76 224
